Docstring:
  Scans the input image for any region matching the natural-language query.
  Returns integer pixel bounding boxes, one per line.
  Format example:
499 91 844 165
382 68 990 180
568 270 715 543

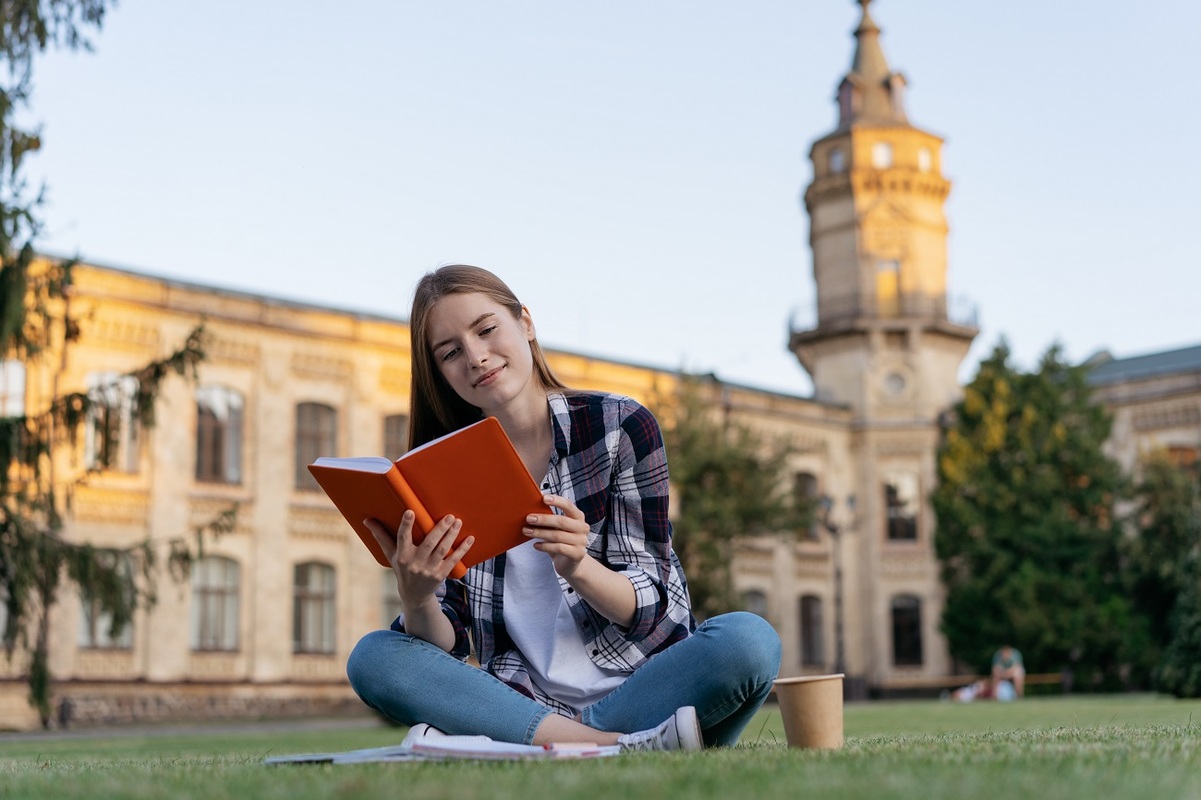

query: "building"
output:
2 1 1198 730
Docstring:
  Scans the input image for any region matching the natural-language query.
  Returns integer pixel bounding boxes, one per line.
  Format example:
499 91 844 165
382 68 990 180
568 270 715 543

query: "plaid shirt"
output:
393 391 696 715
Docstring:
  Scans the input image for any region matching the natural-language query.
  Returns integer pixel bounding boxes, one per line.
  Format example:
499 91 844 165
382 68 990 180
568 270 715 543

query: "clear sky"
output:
25 0 1201 397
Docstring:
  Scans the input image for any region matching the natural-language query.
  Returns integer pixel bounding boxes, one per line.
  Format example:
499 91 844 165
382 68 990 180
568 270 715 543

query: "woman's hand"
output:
365 511 474 609
524 494 591 578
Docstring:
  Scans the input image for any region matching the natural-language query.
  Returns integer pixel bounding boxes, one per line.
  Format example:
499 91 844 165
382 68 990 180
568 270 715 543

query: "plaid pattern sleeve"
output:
392 575 473 660
549 392 696 672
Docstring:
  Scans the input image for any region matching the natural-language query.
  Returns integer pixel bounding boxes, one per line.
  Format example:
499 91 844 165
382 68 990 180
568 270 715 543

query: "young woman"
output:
346 265 781 751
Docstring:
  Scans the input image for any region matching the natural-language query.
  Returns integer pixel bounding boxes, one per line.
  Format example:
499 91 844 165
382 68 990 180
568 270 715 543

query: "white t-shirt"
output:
502 541 627 714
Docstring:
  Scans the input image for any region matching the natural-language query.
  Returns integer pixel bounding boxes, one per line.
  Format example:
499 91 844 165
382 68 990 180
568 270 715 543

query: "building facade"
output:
3 2 1199 730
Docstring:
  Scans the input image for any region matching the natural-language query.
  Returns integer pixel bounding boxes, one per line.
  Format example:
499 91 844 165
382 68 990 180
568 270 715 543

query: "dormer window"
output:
871 141 893 169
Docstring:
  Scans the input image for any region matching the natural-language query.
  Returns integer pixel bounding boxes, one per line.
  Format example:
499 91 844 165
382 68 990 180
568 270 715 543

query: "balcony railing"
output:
790 292 978 333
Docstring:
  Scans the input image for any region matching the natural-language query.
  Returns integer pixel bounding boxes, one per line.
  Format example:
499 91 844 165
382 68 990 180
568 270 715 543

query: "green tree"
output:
0 1 227 727
656 376 808 619
1156 550 1201 698
932 342 1129 686
1121 452 1201 687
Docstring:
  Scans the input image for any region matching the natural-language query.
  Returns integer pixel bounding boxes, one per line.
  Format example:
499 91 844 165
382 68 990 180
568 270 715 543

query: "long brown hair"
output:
408 264 567 447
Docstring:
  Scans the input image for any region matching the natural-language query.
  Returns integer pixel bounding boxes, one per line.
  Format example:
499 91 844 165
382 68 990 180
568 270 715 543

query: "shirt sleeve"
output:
590 400 694 665
391 579 473 660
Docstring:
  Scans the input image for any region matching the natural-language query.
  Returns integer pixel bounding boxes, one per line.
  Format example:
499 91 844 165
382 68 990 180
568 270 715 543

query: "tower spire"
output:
837 0 908 128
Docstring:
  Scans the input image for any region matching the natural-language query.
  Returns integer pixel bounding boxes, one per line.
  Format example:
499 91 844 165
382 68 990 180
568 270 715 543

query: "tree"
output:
0 1 225 726
1155 551 1201 698
1121 452 1201 687
655 376 807 619
932 342 1129 686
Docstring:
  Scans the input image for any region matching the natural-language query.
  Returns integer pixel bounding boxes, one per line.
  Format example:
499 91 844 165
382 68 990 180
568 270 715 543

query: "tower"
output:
789 0 977 683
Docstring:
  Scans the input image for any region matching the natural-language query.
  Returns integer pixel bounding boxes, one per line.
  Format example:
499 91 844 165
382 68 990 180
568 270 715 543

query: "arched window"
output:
295 402 337 490
799 594 825 666
883 470 920 541
293 562 336 654
196 386 244 484
741 589 769 620
876 260 901 317
891 594 923 666
871 141 893 169
383 413 410 458
78 553 134 649
85 372 140 473
794 471 820 540
191 556 240 651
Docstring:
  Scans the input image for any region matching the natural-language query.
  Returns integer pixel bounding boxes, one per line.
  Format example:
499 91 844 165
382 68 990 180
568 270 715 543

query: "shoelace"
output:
619 722 673 751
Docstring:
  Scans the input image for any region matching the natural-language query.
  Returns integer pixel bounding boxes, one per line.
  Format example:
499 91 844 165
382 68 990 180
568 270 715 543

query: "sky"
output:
23 0 1201 397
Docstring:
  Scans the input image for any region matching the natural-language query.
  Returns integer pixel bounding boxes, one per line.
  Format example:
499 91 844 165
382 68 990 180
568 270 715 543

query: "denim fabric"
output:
347 611 780 748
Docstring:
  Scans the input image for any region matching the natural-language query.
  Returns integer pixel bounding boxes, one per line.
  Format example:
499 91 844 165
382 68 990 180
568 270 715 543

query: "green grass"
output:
2 695 1200 800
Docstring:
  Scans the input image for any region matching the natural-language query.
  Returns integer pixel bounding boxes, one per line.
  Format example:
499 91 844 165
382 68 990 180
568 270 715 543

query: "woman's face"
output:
426 291 538 414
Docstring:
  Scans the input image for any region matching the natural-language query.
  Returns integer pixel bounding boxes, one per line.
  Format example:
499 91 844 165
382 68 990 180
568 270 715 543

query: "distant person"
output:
947 677 1016 703
991 645 1025 698
345 265 782 751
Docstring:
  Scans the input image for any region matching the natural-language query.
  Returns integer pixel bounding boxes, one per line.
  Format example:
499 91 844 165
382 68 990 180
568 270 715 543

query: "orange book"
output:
307 416 551 580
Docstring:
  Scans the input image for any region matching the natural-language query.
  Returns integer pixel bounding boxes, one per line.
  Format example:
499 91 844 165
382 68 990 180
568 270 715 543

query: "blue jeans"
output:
347 611 781 748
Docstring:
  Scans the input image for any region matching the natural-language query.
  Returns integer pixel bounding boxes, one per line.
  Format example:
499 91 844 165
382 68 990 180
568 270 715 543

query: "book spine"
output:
384 468 435 541
384 469 467 580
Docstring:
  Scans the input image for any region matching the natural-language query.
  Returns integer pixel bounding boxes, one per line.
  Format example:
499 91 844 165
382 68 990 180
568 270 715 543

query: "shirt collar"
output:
546 391 570 464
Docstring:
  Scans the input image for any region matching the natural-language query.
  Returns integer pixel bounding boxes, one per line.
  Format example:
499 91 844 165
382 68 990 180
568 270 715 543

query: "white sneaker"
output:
617 706 703 752
401 722 448 748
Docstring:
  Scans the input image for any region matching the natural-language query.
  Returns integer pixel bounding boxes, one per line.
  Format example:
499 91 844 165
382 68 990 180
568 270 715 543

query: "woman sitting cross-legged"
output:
347 264 781 751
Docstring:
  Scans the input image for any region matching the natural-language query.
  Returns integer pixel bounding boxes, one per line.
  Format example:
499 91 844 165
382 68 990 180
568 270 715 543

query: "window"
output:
0 359 25 416
190 556 240 651
876 259 901 317
891 595 923 666
383 413 409 458
800 595 825 666
196 386 244 484
828 147 846 174
85 373 140 473
79 601 134 649
793 472 820 540
1166 446 1198 470
381 569 403 629
871 141 893 169
883 471 919 541
293 562 336 654
78 554 135 649
295 402 337 490
741 589 769 620
917 147 932 173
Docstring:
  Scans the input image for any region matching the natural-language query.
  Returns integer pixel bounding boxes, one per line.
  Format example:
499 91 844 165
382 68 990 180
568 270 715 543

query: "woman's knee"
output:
346 629 395 688
701 611 782 678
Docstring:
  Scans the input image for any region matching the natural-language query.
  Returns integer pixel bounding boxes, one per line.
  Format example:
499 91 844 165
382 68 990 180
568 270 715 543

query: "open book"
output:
264 737 621 764
308 416 551 579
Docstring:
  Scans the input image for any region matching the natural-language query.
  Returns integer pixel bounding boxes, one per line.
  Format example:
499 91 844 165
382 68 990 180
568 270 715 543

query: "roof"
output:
1086 343 1201 386
54 254 827 405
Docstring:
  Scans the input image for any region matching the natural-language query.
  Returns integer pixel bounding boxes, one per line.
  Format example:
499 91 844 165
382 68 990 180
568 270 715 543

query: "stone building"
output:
2 1 1198 729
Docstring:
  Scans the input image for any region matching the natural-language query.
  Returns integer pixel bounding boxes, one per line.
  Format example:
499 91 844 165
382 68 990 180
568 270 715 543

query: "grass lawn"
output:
2 694 1199 800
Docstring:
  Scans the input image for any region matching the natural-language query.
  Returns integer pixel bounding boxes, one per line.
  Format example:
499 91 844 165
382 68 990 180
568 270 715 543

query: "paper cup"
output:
772 673 845 749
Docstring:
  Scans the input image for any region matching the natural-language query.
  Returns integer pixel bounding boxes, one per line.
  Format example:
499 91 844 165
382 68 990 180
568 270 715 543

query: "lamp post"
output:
818 494 851 677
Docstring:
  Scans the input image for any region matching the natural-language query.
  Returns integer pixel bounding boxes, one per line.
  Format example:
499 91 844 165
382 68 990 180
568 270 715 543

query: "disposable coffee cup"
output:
772 673 845 749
